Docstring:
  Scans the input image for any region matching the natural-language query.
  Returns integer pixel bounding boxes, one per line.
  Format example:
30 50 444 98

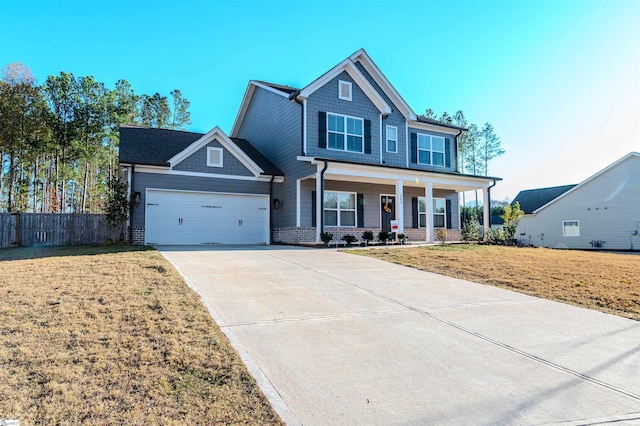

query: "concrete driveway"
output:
160 246 640 425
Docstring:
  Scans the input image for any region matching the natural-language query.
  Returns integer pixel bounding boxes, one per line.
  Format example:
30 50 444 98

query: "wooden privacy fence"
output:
0 213 125 248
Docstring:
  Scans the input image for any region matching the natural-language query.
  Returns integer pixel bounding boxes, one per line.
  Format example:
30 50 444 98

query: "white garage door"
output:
145 189 269 245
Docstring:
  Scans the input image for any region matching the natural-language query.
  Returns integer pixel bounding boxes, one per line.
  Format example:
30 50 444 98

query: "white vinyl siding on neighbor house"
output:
386 125 397 153
327 113 364 153
338 80 352 101
324 191 356 227
563 220 580 237
417 134 445 167
418 197 446 228
207 147 223 167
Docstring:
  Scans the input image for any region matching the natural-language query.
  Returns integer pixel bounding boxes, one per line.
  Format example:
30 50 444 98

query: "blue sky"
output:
1 0 638 201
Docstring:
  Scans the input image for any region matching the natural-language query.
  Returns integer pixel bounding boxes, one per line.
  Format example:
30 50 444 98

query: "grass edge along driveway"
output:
347 245 640 321
0 245 283 425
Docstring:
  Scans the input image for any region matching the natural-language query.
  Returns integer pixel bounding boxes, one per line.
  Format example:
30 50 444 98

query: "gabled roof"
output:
297 56 392 115
512 184 577 214
118 124 283 177
521 152 639 214
119 125 203 167
254 80 300 95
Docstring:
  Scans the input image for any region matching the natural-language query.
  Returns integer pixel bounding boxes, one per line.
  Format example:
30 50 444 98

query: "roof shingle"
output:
512 184 577 213
118 125 283 176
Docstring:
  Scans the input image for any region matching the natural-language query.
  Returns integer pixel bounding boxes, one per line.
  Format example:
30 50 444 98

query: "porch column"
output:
395 179 404 233
315 172 323 243
483 187 490 239
425 182 433 242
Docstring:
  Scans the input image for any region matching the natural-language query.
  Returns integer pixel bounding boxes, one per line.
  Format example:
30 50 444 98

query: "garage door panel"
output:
145 190 269 245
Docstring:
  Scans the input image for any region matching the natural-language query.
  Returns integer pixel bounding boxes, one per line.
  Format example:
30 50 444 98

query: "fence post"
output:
11 212 21 247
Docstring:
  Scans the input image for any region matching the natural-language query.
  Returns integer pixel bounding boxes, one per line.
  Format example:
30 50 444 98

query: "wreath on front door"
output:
383 201 392 213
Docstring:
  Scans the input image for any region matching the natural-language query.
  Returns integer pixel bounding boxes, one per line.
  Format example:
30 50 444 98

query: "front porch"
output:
276 158 497 245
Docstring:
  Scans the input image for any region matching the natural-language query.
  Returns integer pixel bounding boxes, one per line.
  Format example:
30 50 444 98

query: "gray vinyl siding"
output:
306 71 382 165
516 154 640 249
354 61 408 168
173 139 253 176
131 171 271 227
235 86 313 228
408 127 458 173
298 179 459 229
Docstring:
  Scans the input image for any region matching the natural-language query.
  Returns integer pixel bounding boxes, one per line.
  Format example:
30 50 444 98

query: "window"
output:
386 125 397 153
417 134 445 166
324 191 356 227
433 198 446 228
563 220 580 237
338 80 352 101
418 197 446 228
207 147 223 167
327 113 363 153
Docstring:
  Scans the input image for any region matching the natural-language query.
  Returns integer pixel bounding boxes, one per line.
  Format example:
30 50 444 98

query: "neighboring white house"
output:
514 152 640 250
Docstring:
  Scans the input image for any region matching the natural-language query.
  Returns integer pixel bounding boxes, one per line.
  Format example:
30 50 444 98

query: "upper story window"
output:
417 134 445 166
327 113 363 153
386 125 397 153
207 147 223 167
562 220 580 237
338 80 352 101
324 191 356 227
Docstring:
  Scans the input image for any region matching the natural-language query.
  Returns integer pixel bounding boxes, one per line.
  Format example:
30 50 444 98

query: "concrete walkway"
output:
160 246 640 425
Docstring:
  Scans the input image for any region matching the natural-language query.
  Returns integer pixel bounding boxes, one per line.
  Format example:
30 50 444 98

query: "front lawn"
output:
348 245 640 320
0 245 282 424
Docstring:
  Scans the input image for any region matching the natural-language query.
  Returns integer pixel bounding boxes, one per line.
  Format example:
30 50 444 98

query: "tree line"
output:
0 62 191 213
421 108 504 176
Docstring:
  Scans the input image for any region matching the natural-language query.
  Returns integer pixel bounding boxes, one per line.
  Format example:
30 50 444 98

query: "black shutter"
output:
445 138 451 168
411 197 418 228
357 193 364 227
446 199 452 229
318 112 327 148
311 190 316 227
364 120 371 154
410 133 417 163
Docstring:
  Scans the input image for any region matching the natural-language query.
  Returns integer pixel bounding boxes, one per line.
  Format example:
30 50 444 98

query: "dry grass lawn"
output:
349 245 640 321
0 245 282 425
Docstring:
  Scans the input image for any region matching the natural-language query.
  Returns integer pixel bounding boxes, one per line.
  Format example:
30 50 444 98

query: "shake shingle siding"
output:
516 154 640 249
235 86 311 228
354 61 408 168
173 139 253 176
306 71 381 164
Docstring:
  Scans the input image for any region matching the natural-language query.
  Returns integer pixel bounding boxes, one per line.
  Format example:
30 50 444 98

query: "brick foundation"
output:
129 226 145 245
273 227 317 244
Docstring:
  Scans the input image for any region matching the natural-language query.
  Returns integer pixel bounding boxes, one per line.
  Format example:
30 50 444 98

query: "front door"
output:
380 195 395 233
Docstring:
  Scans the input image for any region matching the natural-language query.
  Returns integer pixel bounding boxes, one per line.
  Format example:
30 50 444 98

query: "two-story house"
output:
119 49 500 245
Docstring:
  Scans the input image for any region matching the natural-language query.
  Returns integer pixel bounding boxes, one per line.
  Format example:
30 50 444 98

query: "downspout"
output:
289 90 304 155
128 164 135 244
319 160 328 237
269 175 275 244
454 129 462 173
486 178 497 228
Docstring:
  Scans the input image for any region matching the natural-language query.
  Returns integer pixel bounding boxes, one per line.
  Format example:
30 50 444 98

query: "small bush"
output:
397 233 407 244
378 231 390 243
341 234 358 245
434 229 448 245
362 231 374 245
462 214 482 242
488 228 507 245
320 232 333 245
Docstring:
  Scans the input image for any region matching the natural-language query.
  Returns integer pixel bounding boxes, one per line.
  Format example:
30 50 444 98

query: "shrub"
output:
341 234 358 245
362 231 374 245
488 227 507 245
320 232 333 245
397 233 407 244
501 202 525 241
462 213 482 242
378 231 390 243
434 229 448 245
